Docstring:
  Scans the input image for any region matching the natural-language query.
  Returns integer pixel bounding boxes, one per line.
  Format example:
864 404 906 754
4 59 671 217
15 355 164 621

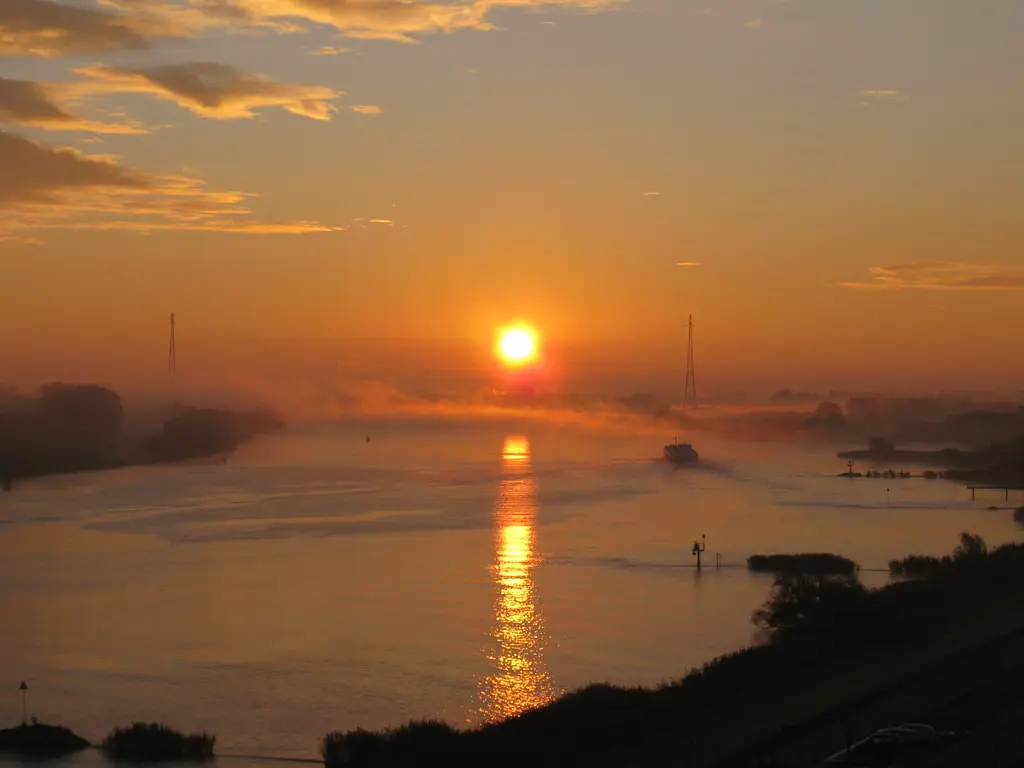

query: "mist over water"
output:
1 418 1020 760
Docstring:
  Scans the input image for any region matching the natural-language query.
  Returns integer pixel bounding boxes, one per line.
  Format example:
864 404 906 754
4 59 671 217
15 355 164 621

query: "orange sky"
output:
2 0 1023 397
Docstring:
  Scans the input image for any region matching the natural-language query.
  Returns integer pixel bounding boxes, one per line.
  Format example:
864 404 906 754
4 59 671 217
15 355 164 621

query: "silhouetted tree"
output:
752 571 869 642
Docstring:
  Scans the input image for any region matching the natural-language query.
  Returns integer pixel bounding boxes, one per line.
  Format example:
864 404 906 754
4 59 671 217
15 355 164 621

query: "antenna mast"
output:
168 312 177 380
684 314 697 409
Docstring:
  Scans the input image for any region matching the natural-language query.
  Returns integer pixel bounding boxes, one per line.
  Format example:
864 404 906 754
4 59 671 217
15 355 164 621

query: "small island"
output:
0 722 90 757
838 437 1024 484
101 722 216 762
838 437 975 467
747 553 859 576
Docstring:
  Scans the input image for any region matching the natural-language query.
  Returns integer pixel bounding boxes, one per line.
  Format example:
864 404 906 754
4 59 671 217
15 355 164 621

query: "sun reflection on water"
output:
479 435 556 722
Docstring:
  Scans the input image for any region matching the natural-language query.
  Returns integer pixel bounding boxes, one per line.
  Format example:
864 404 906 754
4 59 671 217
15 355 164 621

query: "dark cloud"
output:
0 129 341 237
0 0 157 57
69 62 342 120
0 75 145 133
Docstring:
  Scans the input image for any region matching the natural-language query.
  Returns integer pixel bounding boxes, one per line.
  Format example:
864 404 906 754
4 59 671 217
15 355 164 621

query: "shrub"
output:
322 720 458 767
101 722 215 762
0 723 90 757
747 553 859 576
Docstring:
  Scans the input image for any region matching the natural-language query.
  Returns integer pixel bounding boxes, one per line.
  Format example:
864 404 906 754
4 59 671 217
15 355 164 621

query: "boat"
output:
664 439 699 464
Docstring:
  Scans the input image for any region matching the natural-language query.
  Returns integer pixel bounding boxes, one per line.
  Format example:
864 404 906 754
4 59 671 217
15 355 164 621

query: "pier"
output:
968 485 1024 501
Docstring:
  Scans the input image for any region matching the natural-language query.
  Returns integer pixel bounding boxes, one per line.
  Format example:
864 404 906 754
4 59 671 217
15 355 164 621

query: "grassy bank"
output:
319 533 1024 768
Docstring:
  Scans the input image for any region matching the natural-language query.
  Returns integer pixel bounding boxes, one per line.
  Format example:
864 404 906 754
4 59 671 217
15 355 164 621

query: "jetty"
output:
968 485 1024 501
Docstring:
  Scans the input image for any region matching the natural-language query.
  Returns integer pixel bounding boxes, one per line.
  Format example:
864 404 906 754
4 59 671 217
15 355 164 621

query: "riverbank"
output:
1 385 283 490
318 534 1024 767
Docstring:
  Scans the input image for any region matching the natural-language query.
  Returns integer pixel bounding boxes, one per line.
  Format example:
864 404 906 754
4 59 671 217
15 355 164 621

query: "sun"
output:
496 326 537 366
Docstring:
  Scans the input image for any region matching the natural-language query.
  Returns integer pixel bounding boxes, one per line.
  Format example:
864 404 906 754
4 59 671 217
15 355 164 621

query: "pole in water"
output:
692 534 706 570
19 681 27 724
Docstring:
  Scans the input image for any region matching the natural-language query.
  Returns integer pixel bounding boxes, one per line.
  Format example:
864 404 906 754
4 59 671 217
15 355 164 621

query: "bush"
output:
747 553 859 576
752 572 872 644
0 723 90 757
101 722 215 762
322 720 458 767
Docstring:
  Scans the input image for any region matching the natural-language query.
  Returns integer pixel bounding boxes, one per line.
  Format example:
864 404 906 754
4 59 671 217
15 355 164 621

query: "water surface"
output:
1 420 1019 760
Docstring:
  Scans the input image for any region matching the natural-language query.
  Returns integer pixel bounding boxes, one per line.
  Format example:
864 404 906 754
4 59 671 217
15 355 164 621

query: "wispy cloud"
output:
310 45 348 56
5 0 627 58
340 29 420 44
0 129 339 239
0 75 145 133
843 262 1024 291
677 261 701 267
642 190 661 197
350 104 383 116
860 89 904 104
67 62 341 121
743 18 761 28
102 0 626 46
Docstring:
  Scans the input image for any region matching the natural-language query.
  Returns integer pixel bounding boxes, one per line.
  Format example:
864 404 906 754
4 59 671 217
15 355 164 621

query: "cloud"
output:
0 129 340 238
67 62 341 120
676 261 701 267
860 89 904 104
341 28 420 43
642 190 660 196
0 75 146 134
350 104 382 116
310 45 348 55
3 0 624 56
843 262 1024 291
0 0 179 57
102 0 626 45
743 18 761 28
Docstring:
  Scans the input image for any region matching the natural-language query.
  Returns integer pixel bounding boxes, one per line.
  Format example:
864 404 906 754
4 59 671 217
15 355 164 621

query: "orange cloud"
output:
0 129 340 239
0 75 145 133
67 62 341 120
843 262 1024 291
310 45 348 55
102 0 626 44
860 89 904 104
350 104 383 116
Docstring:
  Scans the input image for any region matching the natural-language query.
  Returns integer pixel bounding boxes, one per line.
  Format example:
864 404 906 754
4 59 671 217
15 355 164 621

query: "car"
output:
822 724 952 766
823 730 909 765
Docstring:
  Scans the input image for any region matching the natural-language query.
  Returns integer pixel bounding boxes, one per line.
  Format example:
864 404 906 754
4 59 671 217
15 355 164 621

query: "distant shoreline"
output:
2 386 283 492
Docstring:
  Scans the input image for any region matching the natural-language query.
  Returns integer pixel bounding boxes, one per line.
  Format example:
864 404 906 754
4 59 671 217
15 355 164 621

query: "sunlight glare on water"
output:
479 436 556 721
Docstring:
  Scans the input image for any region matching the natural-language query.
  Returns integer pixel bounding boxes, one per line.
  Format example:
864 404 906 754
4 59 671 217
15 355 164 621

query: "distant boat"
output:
664 439 699 464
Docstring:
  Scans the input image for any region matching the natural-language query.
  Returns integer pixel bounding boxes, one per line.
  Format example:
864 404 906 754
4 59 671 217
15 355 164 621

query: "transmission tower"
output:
168 312 177 379
684 314 697 409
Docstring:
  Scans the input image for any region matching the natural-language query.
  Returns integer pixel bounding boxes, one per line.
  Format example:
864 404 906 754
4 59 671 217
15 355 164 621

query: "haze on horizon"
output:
2 0 1022 399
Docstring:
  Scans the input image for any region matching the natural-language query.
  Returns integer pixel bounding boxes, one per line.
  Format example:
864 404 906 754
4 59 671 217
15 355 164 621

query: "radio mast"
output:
684 314 696 409
168 312 177 380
